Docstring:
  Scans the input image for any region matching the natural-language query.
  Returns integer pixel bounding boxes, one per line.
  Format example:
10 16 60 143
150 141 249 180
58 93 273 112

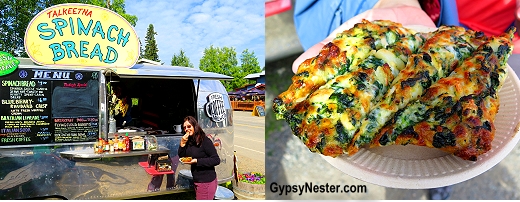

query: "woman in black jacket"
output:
178 116 220 200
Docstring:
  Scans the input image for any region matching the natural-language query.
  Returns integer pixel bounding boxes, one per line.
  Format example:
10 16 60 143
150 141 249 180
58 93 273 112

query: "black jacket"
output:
178 135 220 182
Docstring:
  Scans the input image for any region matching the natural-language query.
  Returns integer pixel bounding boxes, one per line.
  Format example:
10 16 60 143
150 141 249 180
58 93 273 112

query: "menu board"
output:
0 68 99 146
255 106 265 117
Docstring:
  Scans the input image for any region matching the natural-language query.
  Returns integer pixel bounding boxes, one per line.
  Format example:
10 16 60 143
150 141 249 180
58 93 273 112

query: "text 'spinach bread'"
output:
273 20 515 161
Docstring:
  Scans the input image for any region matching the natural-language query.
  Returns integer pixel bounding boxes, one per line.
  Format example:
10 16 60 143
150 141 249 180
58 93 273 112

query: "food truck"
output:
0 3 235 199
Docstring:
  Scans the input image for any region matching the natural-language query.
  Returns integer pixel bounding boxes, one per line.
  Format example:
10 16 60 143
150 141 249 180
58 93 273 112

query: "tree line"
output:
140 23 263 93
2 0 262 92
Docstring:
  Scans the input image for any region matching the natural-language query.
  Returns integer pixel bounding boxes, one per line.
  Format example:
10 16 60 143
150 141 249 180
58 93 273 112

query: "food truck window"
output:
0 68 100 147
116 78 196 133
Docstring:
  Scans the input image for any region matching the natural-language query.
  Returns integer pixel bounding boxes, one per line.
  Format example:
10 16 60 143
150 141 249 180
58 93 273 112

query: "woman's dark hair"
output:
184 116 205 146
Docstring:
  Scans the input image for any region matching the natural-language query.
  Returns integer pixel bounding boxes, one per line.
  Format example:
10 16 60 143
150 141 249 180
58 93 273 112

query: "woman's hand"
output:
180 133 189 147
183 158 197 165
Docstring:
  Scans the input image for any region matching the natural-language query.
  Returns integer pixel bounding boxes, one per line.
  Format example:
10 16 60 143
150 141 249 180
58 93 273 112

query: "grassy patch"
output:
220 181 233 190
265 54 300 139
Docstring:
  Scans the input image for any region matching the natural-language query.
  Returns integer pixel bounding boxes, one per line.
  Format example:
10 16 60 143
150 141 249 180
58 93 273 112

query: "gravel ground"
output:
265 53 520 200
233 111 265 175
235 153 265 175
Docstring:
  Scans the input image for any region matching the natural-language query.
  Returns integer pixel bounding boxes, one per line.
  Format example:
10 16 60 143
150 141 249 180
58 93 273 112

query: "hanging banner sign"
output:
24 3 140 68
0 51 19 76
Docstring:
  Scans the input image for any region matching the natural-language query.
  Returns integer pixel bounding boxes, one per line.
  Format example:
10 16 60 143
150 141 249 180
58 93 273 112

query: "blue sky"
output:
125 0 265 68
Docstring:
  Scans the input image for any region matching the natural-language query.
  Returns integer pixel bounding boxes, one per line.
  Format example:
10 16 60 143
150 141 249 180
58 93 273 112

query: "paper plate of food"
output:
179 157 192 164
321 71 520 188
273 20 520 189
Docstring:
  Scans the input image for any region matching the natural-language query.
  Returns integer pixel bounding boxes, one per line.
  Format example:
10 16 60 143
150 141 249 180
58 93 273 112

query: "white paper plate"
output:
117 129 137 133
322 64 520 189
179 157 191 164
179 169 193 179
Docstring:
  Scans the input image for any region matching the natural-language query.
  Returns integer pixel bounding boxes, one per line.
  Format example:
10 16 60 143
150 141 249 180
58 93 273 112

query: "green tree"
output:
143 24 160 62
240 49 261 86
0 0 137 57
199 46 238 91
171 49 193 68
199 47 262 92
1 0 41 57
80 0 137 26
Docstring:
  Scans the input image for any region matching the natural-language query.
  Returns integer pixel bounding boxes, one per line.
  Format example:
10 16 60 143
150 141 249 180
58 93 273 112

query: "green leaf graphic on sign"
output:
0 51 19 76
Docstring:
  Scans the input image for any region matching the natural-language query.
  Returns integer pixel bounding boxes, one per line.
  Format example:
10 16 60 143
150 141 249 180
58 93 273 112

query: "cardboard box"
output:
155 159 172 172
132 138 145 150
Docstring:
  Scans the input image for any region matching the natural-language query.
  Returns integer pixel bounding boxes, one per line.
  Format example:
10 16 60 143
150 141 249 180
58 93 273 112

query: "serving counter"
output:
59 148 170 159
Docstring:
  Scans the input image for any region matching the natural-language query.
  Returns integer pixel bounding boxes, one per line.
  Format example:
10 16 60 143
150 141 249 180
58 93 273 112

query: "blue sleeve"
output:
437 0 460 27
293 0 379 50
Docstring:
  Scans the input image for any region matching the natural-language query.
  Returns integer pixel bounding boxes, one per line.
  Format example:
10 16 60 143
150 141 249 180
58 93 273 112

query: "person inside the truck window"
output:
112 83 133 127
178 116 220 200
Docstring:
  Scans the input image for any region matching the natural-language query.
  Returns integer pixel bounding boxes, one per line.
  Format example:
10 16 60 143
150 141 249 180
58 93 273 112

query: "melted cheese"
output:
276 20 514 160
